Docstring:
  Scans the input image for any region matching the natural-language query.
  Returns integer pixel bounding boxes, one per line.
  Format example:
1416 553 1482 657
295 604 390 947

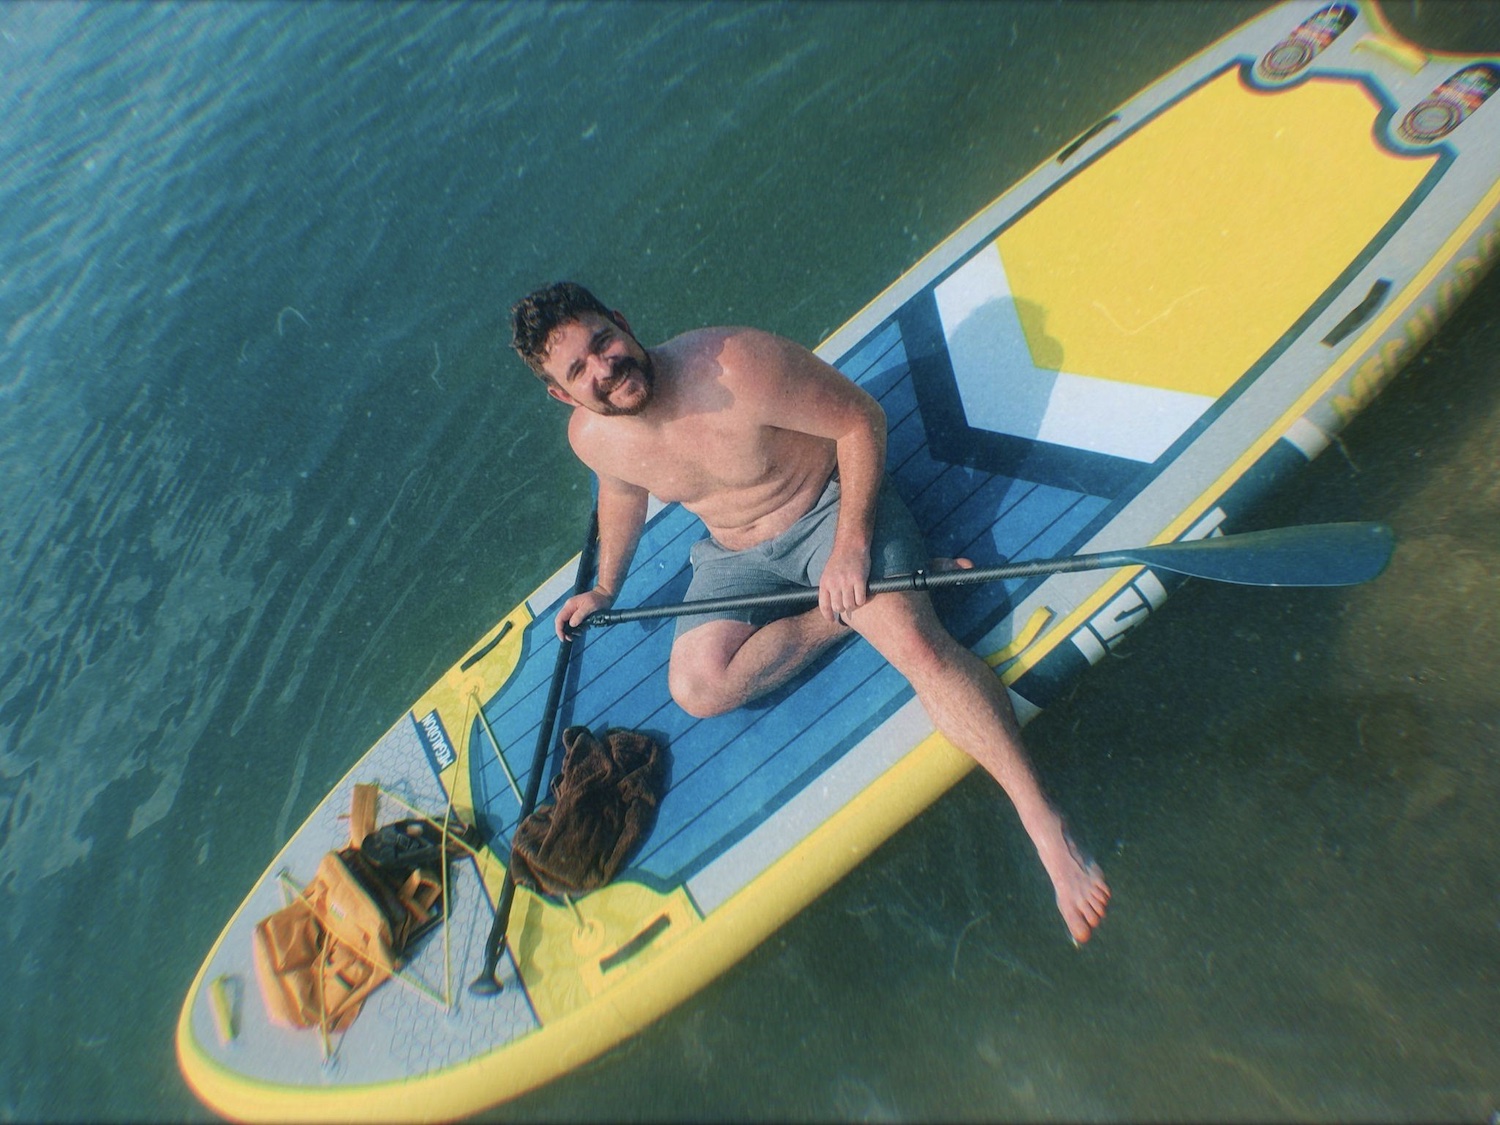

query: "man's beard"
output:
595 350 655 417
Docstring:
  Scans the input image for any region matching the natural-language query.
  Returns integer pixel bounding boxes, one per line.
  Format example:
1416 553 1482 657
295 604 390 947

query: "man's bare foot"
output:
1035 822 1110 944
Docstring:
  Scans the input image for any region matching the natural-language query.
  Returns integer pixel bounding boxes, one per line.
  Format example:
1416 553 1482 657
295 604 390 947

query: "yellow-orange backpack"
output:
251 785 476 1035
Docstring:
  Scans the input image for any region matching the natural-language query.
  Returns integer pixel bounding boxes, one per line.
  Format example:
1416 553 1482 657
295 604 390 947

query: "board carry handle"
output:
583 521 1396 627
470 504 601 997
1056 114 1120 163
1322 278 1392 346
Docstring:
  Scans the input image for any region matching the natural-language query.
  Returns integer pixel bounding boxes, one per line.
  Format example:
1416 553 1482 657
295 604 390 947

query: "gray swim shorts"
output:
675 473 928 638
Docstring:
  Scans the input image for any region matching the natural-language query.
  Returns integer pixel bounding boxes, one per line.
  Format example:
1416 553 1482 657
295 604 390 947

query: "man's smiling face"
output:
540 311 655 417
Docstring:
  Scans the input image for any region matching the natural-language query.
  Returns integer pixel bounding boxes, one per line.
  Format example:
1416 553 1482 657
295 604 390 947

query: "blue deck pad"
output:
470 305 1116 890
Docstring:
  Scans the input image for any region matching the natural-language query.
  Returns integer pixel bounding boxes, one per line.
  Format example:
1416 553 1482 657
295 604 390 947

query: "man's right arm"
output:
554 472 649 639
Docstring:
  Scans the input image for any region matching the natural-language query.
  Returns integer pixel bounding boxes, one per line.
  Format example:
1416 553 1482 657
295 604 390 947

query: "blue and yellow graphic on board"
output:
912 65 1440 497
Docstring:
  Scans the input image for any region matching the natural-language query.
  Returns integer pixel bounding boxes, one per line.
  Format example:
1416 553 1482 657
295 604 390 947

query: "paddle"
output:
582 521 1395 627
470 505 600 997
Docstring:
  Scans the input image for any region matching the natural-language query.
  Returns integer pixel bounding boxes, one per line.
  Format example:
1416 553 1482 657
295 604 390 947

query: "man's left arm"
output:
820 387 885 624
734 330 887 622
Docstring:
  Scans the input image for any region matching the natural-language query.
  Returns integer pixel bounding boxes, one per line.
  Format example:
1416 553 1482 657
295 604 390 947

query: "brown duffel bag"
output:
510 726 668 897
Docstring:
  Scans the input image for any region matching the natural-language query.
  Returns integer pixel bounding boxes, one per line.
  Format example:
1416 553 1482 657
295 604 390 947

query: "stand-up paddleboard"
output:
178 3 1500 1119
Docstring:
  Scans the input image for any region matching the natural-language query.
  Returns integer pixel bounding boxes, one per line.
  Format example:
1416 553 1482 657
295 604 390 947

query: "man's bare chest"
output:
597 419 781 505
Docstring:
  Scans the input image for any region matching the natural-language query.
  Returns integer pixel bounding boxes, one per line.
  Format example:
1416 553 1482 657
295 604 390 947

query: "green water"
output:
4 1 1498 1120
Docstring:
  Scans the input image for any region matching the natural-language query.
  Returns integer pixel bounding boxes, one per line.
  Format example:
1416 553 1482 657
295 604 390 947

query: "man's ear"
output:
611 310 632 335
545 383 576 406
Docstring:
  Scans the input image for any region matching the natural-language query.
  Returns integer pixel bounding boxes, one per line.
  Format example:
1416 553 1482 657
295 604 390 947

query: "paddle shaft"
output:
470 506 600 996
583 521 1394 627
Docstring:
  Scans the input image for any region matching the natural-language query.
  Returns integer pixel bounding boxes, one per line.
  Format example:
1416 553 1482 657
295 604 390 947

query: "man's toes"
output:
930 557 975 573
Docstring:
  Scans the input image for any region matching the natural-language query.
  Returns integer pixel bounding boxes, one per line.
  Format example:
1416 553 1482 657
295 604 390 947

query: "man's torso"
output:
571 328 839 551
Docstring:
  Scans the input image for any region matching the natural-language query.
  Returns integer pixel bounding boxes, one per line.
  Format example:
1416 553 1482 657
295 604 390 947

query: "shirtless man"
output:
510 281 1109 944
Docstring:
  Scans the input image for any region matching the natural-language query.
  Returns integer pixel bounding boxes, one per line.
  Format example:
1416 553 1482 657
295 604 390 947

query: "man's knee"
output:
668 620 757 718
850 595 951 678
668 662 736 719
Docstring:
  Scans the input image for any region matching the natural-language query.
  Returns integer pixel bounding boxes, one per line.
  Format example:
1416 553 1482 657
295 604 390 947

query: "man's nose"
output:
589 352 620 383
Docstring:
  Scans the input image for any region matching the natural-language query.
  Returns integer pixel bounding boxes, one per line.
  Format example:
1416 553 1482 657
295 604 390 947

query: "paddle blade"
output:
1135 521 1395 587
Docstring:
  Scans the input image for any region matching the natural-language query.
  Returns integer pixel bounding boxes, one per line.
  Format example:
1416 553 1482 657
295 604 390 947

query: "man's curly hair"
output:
510 281 617 380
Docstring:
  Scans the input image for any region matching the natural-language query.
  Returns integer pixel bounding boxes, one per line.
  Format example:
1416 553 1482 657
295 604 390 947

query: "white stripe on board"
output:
934 246 1214 463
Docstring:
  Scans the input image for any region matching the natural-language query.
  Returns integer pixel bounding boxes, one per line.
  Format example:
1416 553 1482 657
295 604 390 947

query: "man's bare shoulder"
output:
565 406 598 462
666 325 812 386
661 324 766 362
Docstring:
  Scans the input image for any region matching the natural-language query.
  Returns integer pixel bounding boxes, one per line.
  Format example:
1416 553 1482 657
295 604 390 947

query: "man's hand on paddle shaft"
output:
556 474 645 640
557 586 615 640
818 538 871 625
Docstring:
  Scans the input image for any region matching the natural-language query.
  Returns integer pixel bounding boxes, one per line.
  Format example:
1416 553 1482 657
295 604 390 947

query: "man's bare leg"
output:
843 590 1110 944
668 608 847 719
668 558 974 718
667 581 1108 943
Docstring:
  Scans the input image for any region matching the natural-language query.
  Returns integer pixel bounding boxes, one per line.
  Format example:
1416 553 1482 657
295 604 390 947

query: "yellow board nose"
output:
998 67 1438 399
